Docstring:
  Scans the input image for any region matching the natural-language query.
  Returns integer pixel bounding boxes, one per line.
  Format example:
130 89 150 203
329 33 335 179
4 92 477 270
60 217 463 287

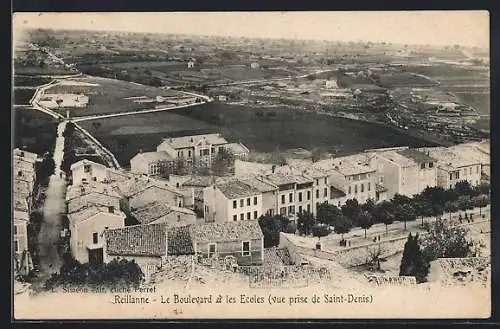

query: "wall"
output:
227 193 263 222
196 238 263 266
14 219 29 257
129 186 182 210
203 186 228 222
130 156 148 175
373 154 400 199
71 212 125 264
261 190 277 216
150 210 196 227
71 164 108 185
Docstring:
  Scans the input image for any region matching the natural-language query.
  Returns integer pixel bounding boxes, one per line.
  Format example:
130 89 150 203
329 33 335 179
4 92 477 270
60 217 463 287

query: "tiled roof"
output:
167 225 195 255
193 220 263 243
131 151 173 163
129 183 183 198
68 205 119 224
70 159 107 171
238 175 278 193
114 176 178 198
418 147 481 170
315 154 375 176
183 175 218 187
330 186 347 199
263 172 312 186
66 181 121 201
216 178 261 199
105 223 168 257
264 247 294 265
132 202 195 225
160 133 228 149
396 149 436 164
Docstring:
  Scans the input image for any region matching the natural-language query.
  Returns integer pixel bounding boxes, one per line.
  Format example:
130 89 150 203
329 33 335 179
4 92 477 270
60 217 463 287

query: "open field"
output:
14 76 53 87
43 76 192 117
79 112 217 166
13 107 58 155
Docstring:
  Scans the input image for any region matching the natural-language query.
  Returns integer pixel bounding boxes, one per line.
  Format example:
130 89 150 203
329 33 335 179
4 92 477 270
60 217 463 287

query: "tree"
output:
392 193 413 208
297 211 315 236
341 199 360 220
211 148 235 176
258 214 289 247
316 202 341 226
394 203 417 231
360 198 375 214
443 201 458 220
421 186 448 208
312 223 330 238
472 194 490 216
399 233 430 283
333 216 352 240
454 180 474 197
474 182 490 196
372 201 394 234
457 195 473 212
420 219 476 261
357 211 373 238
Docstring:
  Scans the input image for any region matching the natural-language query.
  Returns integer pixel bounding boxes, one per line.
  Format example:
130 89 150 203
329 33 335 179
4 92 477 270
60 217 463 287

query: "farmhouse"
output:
192 220 264 266
131 202 196 226
370 148 437 199
130 151 175 177
68 205 126 264
203 178 263 223
70 159 108 185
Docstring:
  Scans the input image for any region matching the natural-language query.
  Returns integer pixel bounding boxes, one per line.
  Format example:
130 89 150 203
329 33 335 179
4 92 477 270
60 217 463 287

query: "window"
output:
254 211 258 219
242 241 250 256
104 226 109 230
316 189 319 198
354 184 358 194
429 162 434 168
208 243 217 257
281 195 285 204
108 206 114 213
280 207 287 215
240 199 244 207
177 215 181 222
361 184 364 193
240 214 244 221
348 186 352 194
379 176 384 184
307 204 311 213
289 193 293 203
14 240 19 252
188 150 192 157
254 197 257 205
14 225 17 235
324 178 327 184
20 151 24 157
233 200 237 209
17 171 22 177
233 215 237 221
288 205 295 214
247 212 251 220
299 205 303 213
420 163 425 169
219 147 224 152
247 198 251 206
176 182 180 188
449 173 453 181
368 182 371 191
298 192 303 202
307 191 311 200
84 164 91 173
211 147 215 154
92 232 98 244
469 167 472 175
324 188 327 197
316 179 319 185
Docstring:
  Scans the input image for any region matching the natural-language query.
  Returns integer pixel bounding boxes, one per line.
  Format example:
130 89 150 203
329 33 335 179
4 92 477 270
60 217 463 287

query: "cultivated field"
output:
13 89 36 105
13 107 58 155
43 76 193 117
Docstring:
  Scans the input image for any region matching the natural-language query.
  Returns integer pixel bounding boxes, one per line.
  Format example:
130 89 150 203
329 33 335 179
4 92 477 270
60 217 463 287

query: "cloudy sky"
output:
13 11 489 48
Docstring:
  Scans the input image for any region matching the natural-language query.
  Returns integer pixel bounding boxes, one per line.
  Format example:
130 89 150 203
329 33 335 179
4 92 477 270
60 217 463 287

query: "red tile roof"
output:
105 224 167 257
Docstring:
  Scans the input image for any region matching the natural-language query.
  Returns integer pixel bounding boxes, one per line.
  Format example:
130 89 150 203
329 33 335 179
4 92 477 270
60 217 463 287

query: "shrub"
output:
312 224 330 237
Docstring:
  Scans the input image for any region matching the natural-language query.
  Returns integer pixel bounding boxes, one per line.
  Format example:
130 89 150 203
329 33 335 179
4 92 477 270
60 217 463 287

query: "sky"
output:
13 11 489 48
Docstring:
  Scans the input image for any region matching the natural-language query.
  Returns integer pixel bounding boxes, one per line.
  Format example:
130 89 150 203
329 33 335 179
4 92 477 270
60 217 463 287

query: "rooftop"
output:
396 149 436 165
330 186 347 199
417 147 481 170
315 154 375 176
70 159 107 171
131 151 173 163
193 220 263 243
132 202 195 225
238 175 278 193
66 181 121 201
68 205 123 224
167 225 195 255
13 148 38 162
105 223 168 257
225 142 249 155
183 175 219 187
160 133 228 149
263 172 312 186
216 178 261 199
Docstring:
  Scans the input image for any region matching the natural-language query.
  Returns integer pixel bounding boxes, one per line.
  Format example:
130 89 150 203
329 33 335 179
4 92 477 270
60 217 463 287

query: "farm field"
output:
43 76 193 117
14 64 74 77
13 88 36 105
13 106 58 155
79 111 217 166
14 76 53 87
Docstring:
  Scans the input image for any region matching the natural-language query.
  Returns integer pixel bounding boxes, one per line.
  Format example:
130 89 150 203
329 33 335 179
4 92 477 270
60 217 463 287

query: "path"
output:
35 121 67 284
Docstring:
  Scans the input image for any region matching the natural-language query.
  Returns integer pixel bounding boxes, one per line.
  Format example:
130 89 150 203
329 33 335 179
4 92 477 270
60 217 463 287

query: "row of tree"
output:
259 180 490 247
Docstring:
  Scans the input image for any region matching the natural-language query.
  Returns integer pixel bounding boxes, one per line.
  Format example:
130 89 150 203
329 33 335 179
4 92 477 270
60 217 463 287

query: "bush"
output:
285 222 297 234
312 224 330 237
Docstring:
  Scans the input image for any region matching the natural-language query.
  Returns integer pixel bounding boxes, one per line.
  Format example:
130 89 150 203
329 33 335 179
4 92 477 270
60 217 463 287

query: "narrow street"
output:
34 121 67 284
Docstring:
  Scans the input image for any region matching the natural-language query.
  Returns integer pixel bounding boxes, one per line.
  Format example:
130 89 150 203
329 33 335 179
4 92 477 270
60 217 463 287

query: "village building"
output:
192 220 264 266
130 151 175 177
70 159 108 185
68 205 126 264
449 140 490 179
238 175 279 216
169 175 218 213
127 182 185 211
418 147 482 189
131 202 197 226
103 223 195 279
13 209 29 272
370 148 437 199
13 148 38 164
156 133 249 167
66 182 122 214
203 178 263 223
